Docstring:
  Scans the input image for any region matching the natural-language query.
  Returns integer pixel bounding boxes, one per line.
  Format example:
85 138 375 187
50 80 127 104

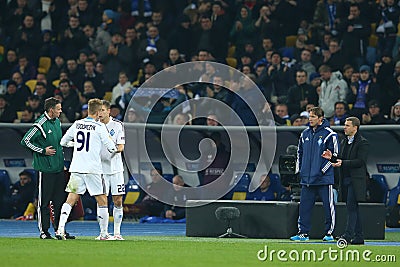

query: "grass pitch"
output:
1 233 399 267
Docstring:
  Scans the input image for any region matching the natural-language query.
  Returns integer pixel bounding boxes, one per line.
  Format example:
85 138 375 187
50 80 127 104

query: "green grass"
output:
0 233 399 267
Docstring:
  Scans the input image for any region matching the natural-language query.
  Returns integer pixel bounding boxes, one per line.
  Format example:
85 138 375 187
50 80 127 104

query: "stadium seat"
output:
25 80 37 93
124 174 144 205
1 79 9 89
285 35 297 47
37 57 51 74
369 35 378 47
228 173 250 200
227 45 236 58
370 23 376 33
17 111 23 120
371 174 389 204
225 57 237 68
103 91 112 102
132 69 143 87
163 173 174 183
0 169 11 196
398 22 400 36
387 185 400 207
52 79 60 88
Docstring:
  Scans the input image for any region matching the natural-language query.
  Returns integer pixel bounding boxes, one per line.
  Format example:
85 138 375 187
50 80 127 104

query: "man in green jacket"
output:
21 97 73 239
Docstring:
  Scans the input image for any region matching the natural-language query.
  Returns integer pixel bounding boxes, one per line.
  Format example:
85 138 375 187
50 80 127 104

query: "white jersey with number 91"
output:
61 117 116 174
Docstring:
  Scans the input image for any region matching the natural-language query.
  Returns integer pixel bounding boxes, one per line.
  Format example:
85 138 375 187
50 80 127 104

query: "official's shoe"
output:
39 231 53 239
335 234 351 243
114 235 125 240
290 233 309 241
65 232 76 239
322 234 334 242
55 230 66 240
350 237 364 245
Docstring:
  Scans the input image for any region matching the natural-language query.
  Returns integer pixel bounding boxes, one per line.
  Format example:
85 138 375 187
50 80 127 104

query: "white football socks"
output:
113 206 123 236
58 203 72 233
97 206 109 235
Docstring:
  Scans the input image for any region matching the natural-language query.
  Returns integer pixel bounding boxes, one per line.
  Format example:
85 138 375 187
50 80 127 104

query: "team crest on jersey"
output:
110 129 115 136
317 136 323 146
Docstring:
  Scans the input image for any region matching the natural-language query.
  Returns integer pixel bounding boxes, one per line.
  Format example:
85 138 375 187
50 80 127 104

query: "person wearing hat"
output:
263 50 291 104
80 103 88 119
230 6 256 60
290 114 304 126
126 107 142 123
237 52 253 70
101 9 120 36
390 101 400 124
361 100 391 124
0 94 17 123
347 65 380 120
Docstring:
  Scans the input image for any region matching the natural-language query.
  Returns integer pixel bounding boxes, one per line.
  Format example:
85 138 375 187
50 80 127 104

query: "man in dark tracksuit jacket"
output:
21 97 72 239
290 107 339 242
323 116 369 245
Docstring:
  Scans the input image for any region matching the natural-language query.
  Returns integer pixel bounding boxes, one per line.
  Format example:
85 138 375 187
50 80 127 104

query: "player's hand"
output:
45 146 56 156
321 149 332 160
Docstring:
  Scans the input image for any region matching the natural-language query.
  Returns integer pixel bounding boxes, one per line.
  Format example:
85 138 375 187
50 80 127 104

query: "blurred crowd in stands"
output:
0 0 400 126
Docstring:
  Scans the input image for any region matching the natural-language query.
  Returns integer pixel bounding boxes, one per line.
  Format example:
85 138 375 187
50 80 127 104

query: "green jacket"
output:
20 112 64 173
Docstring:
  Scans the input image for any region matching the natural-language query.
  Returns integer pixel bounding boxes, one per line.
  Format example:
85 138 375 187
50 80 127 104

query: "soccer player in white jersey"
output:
55 98 118 240
98 100 125 240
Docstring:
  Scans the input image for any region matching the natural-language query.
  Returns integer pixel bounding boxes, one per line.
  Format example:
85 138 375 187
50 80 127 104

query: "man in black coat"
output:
323 116 369 245
286 69 318 115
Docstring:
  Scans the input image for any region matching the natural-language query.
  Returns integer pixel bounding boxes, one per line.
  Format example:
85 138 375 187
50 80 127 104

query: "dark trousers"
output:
344 183 363 239
37 171 67 233
298 185 336 235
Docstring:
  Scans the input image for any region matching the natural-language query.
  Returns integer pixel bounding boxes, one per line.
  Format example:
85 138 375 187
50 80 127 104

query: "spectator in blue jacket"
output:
246 173 278 201
290 107 339 242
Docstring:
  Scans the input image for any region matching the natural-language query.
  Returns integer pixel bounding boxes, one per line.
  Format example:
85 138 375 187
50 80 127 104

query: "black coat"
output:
334 132 369 202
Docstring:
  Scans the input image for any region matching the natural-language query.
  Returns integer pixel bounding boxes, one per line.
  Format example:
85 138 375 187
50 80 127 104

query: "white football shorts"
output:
66 173 106 196
103 172 125 196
